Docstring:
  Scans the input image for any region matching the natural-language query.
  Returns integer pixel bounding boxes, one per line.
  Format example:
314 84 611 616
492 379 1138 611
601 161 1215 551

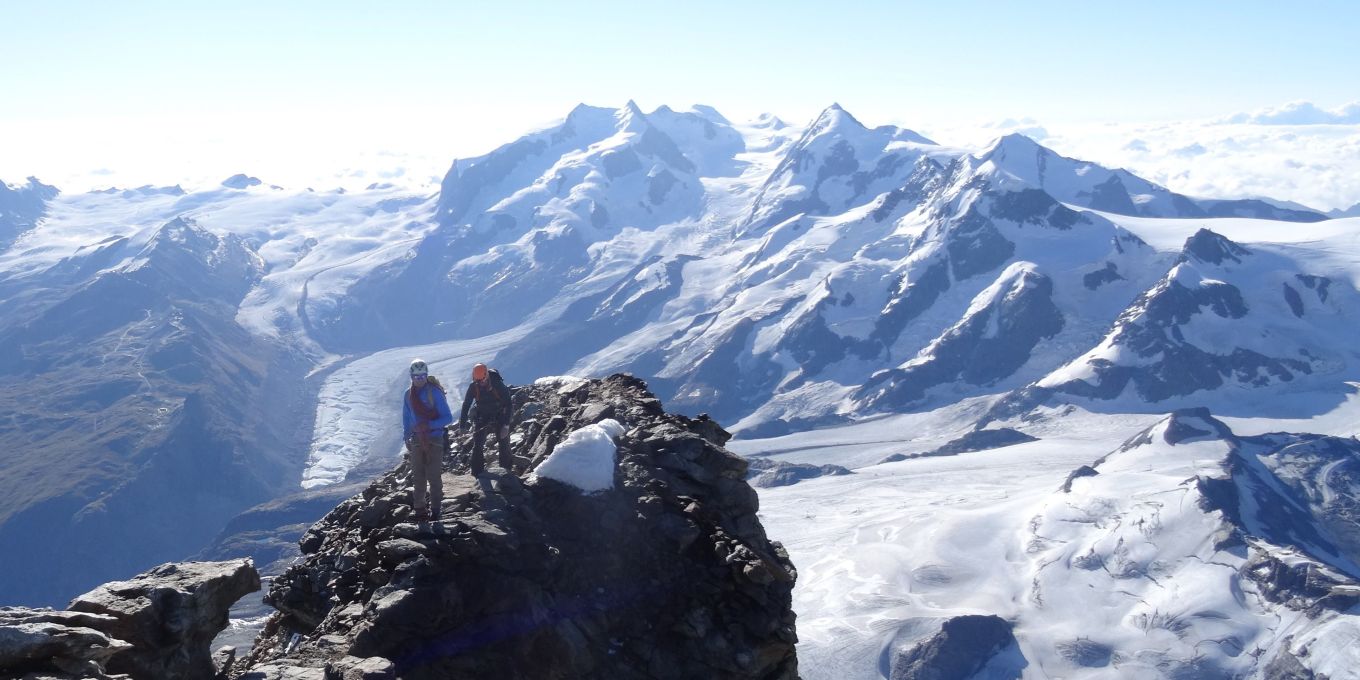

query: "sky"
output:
3 1 1359 208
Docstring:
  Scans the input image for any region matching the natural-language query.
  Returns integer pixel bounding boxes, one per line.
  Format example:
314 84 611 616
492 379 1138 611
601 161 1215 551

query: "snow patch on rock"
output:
530 418 626 492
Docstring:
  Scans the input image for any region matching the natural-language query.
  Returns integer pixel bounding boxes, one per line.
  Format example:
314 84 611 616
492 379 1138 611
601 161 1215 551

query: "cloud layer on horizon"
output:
4 101 1359 215
928 101 1360 213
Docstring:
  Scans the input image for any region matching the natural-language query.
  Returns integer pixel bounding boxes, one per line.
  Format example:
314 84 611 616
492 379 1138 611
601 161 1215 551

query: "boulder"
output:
0 608 131 679
68 560 260 680
0 560 259 680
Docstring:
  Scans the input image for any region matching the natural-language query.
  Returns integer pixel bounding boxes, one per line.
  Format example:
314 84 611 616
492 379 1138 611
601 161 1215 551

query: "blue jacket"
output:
403 382 453 440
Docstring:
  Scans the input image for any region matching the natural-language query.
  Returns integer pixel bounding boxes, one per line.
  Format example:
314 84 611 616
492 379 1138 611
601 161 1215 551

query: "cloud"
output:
1170 142 1208 158
1221 101 1360 125
1017 114 1360 212
978 117 1049 141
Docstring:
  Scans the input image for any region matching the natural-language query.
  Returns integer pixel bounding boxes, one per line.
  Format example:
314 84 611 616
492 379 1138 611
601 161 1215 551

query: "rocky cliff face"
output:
236 374 799 679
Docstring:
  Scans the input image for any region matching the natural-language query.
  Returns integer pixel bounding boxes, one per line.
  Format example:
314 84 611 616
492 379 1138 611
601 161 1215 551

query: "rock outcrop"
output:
885 615 1020 680
881 427 1038 463
745 458 851 488
237 374 799 679
0 559 259 680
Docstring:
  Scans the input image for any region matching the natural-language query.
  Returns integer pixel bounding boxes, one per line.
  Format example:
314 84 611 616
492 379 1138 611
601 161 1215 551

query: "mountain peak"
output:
984 132 1049 161
1119 408 1235 452
752 112 789 129
566 102 611 119
616 100 651 132
1182 228 1251 265
809 103 865 134
688 104 731 125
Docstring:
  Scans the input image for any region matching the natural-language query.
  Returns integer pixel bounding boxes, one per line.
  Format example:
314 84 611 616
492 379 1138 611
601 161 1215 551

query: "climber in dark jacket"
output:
457 363 514 476
402 359 452 521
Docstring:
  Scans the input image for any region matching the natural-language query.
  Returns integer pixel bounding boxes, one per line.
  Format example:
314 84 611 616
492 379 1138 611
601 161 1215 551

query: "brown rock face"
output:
240 374 799 679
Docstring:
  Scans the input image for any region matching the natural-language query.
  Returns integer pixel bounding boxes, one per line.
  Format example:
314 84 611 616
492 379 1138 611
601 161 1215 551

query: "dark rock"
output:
1243 552 1360 615
0 608 131 677
859 268 1062 409
927 428 1038 457
1182 228 1250 265
870 257 951 348
946 207 1015 280
989 188 1081 229
1086 175 1137 214
1282 283 1305 317
67 560 261 680
1055 637 1112 667
1060 466 1099 493
1045 231 1321 403
1082 261 1124 290
745 459 852 488
1295 274 1330 302
886 614 1019 680
0 560 259 680
880 428 1039 465
240 374 797 680
1261 637 1321 680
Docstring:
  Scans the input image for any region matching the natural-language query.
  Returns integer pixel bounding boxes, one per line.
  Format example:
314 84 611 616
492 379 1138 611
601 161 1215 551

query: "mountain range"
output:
2 101 1359 678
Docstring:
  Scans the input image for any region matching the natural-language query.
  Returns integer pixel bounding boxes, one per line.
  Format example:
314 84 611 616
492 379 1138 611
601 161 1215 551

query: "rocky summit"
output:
236 374 799 679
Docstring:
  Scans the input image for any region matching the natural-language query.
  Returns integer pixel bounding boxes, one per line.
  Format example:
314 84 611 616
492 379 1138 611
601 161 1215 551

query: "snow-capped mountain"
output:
0 184 429 605
3 98 1359 677
0 177 58 248
981 133 1327 222
317 101 724 350
1330 201 1360 219
738 407 1360 679
742 103 937 233
1039 228 1354 398
1022 410 1360 677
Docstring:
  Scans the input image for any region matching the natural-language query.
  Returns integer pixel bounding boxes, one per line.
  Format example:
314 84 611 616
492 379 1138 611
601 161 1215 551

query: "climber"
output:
457 363 515 476
402 359 452 521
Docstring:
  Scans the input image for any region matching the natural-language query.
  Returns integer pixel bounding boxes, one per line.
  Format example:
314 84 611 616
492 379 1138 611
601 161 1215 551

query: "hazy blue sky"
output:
3 1 1358 197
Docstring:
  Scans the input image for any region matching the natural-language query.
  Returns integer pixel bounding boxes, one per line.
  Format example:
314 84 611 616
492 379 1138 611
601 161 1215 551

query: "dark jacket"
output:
459 376 511 425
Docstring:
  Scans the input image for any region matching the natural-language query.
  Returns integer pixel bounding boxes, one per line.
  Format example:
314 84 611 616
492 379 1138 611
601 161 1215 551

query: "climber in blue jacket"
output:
402 359 453 521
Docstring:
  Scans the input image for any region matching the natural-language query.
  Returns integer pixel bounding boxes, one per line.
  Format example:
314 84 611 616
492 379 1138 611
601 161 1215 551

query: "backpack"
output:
486 368 507 394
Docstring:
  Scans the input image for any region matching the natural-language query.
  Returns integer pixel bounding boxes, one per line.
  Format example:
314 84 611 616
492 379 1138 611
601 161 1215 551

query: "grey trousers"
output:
406 435 443 513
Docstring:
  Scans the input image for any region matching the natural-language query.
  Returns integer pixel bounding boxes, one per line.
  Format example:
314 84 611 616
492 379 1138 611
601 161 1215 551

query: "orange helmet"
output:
471 363 488 381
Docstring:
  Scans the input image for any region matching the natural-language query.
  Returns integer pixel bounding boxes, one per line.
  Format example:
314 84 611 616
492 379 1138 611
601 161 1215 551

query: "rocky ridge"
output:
236 374 798 679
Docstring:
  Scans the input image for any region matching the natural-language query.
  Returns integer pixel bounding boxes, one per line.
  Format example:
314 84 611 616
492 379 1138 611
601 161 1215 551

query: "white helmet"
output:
409 359 429 377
